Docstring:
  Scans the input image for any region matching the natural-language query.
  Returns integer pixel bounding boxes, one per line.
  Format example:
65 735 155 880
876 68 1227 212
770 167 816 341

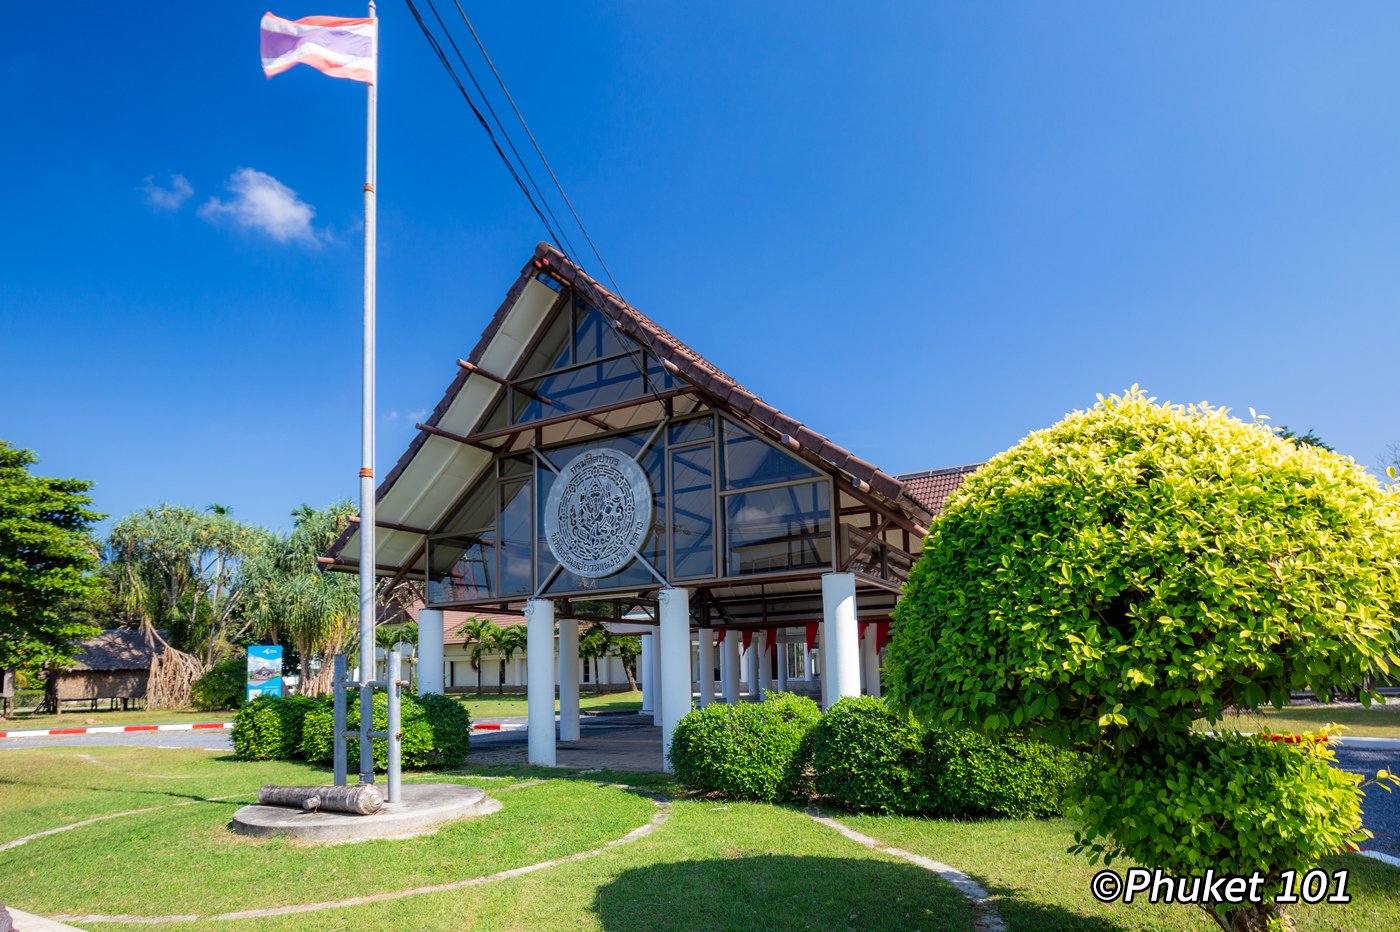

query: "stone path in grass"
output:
807 807 1009 932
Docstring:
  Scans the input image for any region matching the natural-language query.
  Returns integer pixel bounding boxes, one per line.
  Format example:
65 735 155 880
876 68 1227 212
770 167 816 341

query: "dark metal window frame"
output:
424 408 844 607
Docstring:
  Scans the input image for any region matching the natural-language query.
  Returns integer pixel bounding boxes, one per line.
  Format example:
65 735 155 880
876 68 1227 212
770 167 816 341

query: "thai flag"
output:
261 12 377 85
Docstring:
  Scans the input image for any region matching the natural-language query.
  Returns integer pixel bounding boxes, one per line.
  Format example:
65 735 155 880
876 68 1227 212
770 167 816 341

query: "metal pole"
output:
387 646 401 803
333 655 348 786
356 0 379 786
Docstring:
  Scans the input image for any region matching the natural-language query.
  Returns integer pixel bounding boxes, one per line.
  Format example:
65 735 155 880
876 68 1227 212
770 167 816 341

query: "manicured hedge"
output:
668 692 820 802
679 694 1085 818
811 696 926 814
231 695 325 761
922 727 1087 819
232 692 471 769
300 691 472 771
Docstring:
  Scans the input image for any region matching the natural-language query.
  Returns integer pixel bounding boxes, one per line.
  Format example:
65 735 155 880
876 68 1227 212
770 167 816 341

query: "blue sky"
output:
3 2 1399 531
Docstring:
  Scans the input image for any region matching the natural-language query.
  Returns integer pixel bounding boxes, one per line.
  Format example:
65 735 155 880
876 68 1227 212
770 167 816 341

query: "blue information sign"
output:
246 645 284 700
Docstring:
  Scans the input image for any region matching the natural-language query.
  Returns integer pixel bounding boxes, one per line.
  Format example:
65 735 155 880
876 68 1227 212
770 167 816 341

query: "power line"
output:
402 0 564 248
418 0 580 261
446 0 626 301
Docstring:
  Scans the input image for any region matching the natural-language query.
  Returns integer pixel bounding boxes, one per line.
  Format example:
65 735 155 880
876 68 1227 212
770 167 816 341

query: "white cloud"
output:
199 168 322 245
407 409 428 422
143 173 193 211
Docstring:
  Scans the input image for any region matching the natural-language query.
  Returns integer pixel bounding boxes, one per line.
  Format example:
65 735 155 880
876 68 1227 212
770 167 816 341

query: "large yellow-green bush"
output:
886 389 1400 930
887 389 1400 745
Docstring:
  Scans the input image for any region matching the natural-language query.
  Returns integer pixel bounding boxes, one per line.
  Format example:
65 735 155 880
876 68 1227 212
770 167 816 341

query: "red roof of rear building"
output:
895 465 981 516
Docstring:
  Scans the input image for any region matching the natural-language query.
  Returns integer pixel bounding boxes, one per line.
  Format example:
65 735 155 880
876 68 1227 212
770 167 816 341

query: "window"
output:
498 478 533 595
725 481 831 575
513 356 648 424
671 445 715 578
427 535 494 603
722 419 818 490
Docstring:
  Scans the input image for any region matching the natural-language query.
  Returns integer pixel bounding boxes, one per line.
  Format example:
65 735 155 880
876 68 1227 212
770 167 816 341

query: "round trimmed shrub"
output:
300 691 471 771
811 696 926 814
922 728 1086 819
231 695 324 760
669 692 820 802
1073 734 1366 908
887 389 1400 745
191 657 246 711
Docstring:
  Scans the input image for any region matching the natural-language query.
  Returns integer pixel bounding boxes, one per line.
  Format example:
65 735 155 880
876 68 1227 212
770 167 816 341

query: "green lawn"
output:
0 707 233 732
0 747 969 930
453 689 643 720
1 746 1395 930
844 814 1400 932
1193 701 1400 739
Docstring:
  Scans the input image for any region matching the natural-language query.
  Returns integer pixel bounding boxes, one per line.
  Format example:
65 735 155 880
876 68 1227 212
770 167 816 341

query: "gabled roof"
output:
65 629 161 672
533 244 913 503
896 465 981 516
329 243 934 574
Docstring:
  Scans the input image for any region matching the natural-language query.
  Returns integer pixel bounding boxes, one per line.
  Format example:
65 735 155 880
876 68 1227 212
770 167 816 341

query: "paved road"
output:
1334 742 1400 857
4 718 1397 858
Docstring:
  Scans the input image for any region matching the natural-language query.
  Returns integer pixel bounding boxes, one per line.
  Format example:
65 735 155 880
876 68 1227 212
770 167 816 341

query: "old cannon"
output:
257 783 384 815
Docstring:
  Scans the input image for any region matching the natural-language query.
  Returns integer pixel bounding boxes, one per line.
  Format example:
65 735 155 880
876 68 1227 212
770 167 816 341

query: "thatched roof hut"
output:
48 629 164 709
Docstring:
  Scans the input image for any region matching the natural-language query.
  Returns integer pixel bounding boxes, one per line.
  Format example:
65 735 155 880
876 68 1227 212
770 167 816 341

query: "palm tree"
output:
457 616 500 694
491 626 527 695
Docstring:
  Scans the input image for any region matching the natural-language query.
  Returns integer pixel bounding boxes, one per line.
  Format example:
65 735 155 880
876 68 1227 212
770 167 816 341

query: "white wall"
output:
443 643 631 690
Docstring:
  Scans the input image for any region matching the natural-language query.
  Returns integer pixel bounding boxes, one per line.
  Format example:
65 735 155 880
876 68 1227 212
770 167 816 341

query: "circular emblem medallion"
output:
543 448 653 578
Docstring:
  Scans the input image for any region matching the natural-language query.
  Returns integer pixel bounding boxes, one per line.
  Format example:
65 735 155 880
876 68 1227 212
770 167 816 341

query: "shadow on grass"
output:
593 854 973 931
593 854 1147 932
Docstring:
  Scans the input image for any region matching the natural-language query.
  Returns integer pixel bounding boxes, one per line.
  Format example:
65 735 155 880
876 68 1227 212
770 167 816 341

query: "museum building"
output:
328 243 976 767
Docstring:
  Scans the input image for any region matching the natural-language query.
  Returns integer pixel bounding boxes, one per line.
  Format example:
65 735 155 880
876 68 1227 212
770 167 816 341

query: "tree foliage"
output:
0 441 105 672
488 624 526 694
886 389 1400 931
457 616 500 693
108 504 269 664
888 388 1400 747
241 502 360 696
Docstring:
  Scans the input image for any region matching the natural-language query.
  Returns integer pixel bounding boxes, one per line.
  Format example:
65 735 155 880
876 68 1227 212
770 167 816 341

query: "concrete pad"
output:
231 783 499 843
3 906 87 931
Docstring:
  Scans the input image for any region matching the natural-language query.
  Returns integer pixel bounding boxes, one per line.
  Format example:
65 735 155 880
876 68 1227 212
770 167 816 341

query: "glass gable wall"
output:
426 410 840 606
507 295 675 426
417 290 933 606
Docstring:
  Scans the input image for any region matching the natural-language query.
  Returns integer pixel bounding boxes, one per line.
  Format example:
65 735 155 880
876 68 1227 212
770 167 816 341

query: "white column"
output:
649 629 663 725
639 633 654 713
803 641 812 681
524 598 556 767
744 637 758 700
861 625 881 698
558 617 580 741
659 588 692 771
696 627 715 708
776 634 788 692
722 631 740 703
756 630 771 699
416 609 444 696
816 627 829 709
821 572 861 707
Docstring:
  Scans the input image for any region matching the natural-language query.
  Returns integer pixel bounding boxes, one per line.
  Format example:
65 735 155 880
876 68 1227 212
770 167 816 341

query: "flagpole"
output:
357 0 378 786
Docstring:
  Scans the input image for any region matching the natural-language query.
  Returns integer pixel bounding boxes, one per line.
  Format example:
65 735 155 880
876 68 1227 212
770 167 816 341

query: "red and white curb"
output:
1358 849 1400 869
2 720 526 739
0 722 233 739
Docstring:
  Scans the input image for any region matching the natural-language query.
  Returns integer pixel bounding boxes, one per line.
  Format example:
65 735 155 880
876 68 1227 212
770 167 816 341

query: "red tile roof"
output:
441 610 525 645
896 465 981 516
